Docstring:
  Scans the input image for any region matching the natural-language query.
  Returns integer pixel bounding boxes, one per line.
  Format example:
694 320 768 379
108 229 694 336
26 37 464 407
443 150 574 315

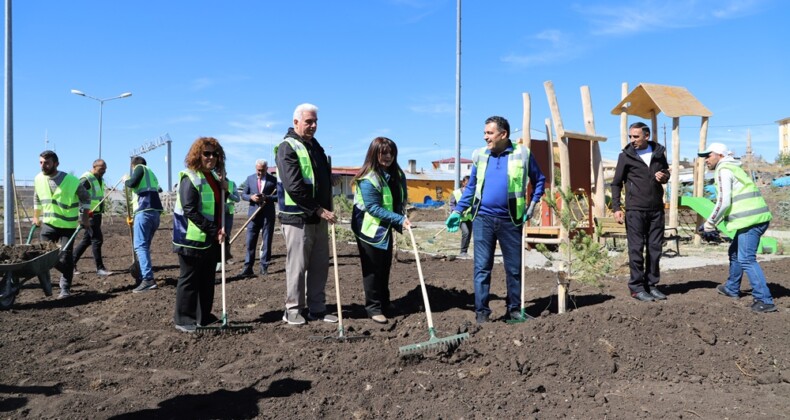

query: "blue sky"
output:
3 0 788 187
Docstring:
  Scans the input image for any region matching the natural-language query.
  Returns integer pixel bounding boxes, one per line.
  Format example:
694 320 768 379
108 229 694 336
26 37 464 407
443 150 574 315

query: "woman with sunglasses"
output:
172 137 228 333
351 137 409 324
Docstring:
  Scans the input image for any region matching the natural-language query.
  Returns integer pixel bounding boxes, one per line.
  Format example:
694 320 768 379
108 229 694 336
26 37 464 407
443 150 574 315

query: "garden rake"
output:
398 226 469 356
198 180 252 333
507 223 534 324
310 223 369 342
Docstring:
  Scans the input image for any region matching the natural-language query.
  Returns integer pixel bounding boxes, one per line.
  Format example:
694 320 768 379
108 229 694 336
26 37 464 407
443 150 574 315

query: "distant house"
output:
431 157 473 174
402 158 470 204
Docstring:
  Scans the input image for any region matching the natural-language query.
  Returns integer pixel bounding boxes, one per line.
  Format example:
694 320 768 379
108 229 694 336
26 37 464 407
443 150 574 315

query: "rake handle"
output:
330 224 345 334
229 206 262 245
406 226 434 330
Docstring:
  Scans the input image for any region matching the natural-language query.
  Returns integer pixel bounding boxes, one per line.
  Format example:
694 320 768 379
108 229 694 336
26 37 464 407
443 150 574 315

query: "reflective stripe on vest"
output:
172 170 216 250
131 165 160 213
470 145 529 225
274 138 315 215
715 163 772 231
452 188 473 222
81 171 105 214
225 179 236 215
352 171 398 245
35 172 80 228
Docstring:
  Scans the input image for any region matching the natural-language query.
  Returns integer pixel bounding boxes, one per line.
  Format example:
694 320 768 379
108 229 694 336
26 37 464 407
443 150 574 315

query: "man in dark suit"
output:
239 159 278 277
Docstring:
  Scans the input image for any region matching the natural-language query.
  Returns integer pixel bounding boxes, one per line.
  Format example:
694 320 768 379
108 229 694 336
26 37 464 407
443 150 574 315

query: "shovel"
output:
124 187 143 282
398 226 468 356
310 223 369 342
506 223 534 324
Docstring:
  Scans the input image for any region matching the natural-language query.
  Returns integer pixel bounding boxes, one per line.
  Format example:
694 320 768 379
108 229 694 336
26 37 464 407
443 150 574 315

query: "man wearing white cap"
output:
698 142 776 313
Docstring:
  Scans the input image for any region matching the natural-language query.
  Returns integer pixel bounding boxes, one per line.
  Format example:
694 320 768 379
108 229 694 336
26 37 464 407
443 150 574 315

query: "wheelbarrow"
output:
0 243 61 310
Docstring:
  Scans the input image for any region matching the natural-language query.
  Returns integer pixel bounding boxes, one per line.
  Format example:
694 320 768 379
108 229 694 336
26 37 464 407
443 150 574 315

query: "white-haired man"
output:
274 103 338 325
239 159 277 277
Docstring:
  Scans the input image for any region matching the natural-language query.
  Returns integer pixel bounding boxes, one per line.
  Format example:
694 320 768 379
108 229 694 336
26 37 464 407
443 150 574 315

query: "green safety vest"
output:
173 170 217 250
470 145 530 225
225 179 236 215
131 164 160 213
274 138 315 215
81 171 105 214
715 163 772 231
352 170 406 245
452 188 473 222
34 172 81 229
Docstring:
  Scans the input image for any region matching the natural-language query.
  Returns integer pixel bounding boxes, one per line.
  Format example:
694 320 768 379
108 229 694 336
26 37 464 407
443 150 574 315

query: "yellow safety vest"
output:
34 172 80 228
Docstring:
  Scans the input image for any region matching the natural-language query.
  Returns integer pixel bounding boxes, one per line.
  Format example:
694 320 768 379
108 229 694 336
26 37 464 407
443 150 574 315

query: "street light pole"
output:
71 89 132 158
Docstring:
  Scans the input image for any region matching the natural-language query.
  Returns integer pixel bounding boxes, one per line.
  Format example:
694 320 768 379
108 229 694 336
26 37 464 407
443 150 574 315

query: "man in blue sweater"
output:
447 116 545 324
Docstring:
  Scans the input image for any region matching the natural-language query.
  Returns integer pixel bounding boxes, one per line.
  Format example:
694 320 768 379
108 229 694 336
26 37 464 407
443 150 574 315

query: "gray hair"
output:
293 103 318 122
255 159 267 167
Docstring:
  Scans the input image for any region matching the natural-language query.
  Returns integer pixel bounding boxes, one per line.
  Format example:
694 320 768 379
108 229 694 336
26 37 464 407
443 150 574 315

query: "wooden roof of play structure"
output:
610 83 712 118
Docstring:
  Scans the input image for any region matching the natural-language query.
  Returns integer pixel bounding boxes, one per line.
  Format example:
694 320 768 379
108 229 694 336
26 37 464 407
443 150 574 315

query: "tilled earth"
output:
1 214 789 419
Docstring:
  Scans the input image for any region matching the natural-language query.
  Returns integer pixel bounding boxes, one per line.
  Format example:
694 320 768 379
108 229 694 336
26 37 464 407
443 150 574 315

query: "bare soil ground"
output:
1 211 790 419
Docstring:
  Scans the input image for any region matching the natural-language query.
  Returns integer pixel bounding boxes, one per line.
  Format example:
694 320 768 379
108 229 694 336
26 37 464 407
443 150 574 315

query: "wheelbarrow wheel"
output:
0 274 18 310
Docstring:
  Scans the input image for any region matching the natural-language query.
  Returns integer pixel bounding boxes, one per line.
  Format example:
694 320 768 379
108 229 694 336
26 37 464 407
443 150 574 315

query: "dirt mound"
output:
0 242 58 264
1 215 789 418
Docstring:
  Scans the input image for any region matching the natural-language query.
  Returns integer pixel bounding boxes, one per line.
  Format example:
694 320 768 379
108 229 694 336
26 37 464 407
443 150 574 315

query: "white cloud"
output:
501 29 580 67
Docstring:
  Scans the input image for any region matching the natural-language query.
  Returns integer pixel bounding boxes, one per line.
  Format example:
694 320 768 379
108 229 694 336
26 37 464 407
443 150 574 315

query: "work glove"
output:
524 201 536 224
697 224 720 241
126 216 134 227
445 212 461 233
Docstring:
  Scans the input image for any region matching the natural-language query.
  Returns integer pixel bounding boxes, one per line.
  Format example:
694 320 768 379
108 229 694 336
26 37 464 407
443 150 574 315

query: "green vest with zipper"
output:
715 163 772 231
225 179 236 215
34 172 80 229
353 170 405 245
274 138 314 215
173 170 216 250
131 164 161 213
470 145 530 225
81 171 105 214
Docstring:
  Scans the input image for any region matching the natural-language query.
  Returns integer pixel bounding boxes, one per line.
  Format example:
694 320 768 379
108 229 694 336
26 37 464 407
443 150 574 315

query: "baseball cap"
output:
697 142 730 157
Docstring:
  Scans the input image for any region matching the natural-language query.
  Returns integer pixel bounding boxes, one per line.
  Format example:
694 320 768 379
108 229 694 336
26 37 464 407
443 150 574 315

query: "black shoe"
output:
631 291 655 302
260 267 268 275
238 268 255 278
507 310 524 321
716 284 739 299
649 287 667 300
475 312 490 324
751 301 778 313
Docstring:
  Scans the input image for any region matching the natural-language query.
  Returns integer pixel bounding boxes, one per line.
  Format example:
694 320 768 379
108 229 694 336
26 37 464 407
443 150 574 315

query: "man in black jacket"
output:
275 103 338 325
611 122 670 302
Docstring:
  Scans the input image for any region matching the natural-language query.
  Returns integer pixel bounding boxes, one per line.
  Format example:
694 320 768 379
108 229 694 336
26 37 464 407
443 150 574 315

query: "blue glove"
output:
445 212 461 233
524 201 536 224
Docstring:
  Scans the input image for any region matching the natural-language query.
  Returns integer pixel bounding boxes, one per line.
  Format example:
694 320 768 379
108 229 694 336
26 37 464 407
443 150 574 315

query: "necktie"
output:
258 177 262 193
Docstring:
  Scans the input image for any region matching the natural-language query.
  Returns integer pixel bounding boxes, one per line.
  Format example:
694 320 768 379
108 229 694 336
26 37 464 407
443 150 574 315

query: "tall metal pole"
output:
4 0 14 245
453 0 461 190
98 100 104 158
166 139 172 192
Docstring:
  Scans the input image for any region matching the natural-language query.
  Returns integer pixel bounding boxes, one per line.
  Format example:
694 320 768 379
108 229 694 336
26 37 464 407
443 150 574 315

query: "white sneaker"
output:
97 269 113 276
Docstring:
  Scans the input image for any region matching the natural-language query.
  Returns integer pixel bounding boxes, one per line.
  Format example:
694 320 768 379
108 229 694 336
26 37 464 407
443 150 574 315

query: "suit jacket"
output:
242 173 277 217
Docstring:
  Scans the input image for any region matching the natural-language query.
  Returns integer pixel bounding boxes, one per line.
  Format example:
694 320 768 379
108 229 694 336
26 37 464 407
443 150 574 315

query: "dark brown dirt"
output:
0 243 58 265
1 213 789 419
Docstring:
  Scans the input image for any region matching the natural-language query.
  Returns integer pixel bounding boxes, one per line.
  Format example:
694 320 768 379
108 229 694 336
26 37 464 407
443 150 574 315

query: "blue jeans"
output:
133 211 160 281
723 222 773 304
472 214 522 316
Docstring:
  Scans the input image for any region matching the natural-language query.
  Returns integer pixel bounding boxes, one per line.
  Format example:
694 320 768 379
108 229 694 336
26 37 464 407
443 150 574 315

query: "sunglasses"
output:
202 151 220 158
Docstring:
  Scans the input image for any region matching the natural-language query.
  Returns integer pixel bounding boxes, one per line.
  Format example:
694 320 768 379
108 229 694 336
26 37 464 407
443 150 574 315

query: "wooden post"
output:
545 117 556 226
669 117 681 229
543 80 570 242
544 80 570 314
693 116 709 245
620 83 629 148
522 92 531 148
581 86 605 219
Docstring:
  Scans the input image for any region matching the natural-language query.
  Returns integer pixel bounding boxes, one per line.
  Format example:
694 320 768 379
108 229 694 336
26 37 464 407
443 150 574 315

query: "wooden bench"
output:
594 216 681 256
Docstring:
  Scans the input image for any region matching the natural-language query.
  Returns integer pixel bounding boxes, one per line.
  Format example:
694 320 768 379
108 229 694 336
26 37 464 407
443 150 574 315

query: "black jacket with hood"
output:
275 128 333 225
610 141 670 212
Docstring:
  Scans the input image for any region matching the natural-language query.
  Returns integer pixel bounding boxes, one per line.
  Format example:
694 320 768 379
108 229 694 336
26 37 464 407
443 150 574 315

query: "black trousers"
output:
174 246 219 326
625 209 665 293
356 237 393 316
40 223 76 286
73 213 105 270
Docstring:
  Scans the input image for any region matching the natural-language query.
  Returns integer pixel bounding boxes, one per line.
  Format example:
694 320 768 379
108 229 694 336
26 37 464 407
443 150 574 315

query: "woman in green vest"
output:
172 137 228 333
351 137 409 324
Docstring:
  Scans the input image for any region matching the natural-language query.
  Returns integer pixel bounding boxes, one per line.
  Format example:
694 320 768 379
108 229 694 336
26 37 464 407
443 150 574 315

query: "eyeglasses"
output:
202 151 219 158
